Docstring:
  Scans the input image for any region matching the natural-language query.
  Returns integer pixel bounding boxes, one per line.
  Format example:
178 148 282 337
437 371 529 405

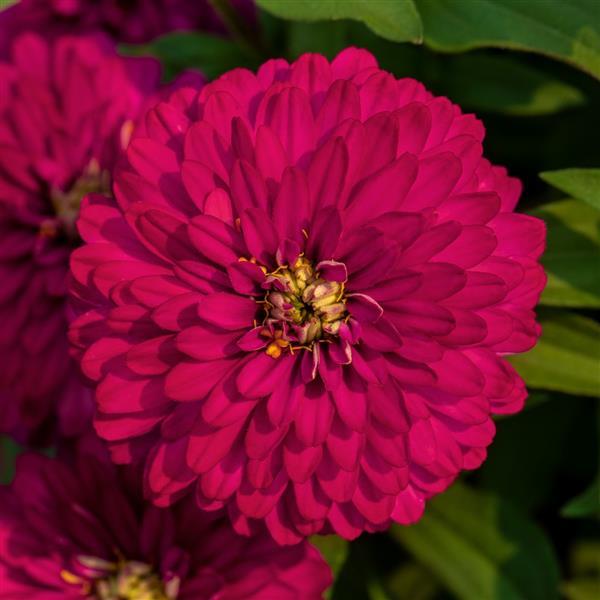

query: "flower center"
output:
62 557 179 600
261 256 348 358
41 158 111 242
91 561 173 600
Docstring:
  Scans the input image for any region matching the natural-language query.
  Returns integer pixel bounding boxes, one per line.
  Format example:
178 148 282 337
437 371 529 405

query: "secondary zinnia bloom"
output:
0 0 255 53
69 48 546 544
0 438 331 599
0 33 199 441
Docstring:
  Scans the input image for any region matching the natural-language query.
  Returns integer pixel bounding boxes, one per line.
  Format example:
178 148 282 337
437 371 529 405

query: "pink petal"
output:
331 47 378 79
126 335 179 375
316 79 360 137
240 207 279 264
344 154 418 228
284 432 322 483
272 167 309 243
260 86 316 165
188 214 246 266
197 292 257 331
295 387 334 446
237 353 295 398
346 293 383 324
164 359 234 401
229 159 268 214
227 261 266 295
176 325 241 360
360 71 399 117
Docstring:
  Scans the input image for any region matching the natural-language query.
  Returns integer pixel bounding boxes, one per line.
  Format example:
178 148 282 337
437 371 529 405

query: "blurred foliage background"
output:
1 1 599 598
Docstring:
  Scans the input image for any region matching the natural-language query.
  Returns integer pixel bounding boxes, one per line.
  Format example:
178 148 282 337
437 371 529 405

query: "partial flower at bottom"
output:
69 48 547 544
0 437 332 599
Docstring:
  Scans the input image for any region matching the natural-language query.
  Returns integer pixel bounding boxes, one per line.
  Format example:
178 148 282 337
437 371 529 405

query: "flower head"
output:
0 33 199 441
70 48 546 544
0 0 255 52
0 438 331 598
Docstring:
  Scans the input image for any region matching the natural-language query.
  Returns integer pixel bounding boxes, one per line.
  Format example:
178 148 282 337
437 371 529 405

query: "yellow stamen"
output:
61 570 83 585
120 120 135 150
266 342 282 358
259 255 348 358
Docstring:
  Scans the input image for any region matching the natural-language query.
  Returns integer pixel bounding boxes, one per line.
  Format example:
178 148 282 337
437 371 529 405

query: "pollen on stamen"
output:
258 255 348 359
120 119 135 150
61 570 84 585
238 256 267 273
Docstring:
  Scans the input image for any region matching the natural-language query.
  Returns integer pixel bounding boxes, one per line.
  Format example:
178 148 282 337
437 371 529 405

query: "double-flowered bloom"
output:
0 0 255 54
0 33 199 440
69 48 546 544
0 437 331 598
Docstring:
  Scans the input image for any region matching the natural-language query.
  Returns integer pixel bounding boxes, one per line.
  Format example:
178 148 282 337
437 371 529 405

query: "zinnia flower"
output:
0 32 200 441
0 0 255 53
0 437 332 598
69 48 546 544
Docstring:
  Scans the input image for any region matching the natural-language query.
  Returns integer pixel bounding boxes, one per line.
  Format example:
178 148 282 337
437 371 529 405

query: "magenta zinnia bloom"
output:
0 438 331 599
0 0 255 53
69 48 546 544
0 33 198 441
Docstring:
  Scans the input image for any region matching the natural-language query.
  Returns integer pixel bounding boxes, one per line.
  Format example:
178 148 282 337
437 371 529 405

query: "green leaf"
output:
561 478 600 518
415 0 600 80
562 579 600 600
509 312 600 397
385 562 440 600
540 169 600 211
392 483 561 600
530 199 600 307
122 32 258 80
310 535 349 599
431 53 585 116
256 0 423 43
0 0 18 10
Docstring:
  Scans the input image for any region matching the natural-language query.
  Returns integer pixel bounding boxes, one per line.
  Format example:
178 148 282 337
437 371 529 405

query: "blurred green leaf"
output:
521 391 551 412
562 478 600 518
0 0 17 10
256 0 423 43
122 32 258 80
385 562 440 600
285 21 586 117
0 436 20 485
509 312 600 397
392 483 561 600
331 535 376 599
530 199 600 307
431 53 585 116
563 541 600 599
540 169 600 211
569 541 600 576
311 535 349 598
367 579 393 600
286 20 349 59
415 0 600 80
276 17 585 119
481 393 595 512
562 579 600 600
